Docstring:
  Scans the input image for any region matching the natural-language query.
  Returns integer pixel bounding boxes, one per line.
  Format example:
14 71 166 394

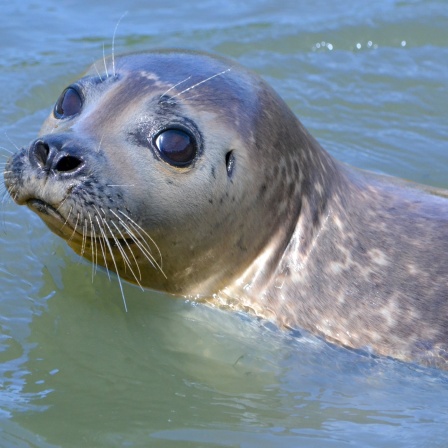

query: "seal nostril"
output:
34 141 50 168
55 155 83 173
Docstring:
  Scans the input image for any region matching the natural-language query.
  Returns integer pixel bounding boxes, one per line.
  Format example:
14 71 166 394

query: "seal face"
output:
4 50 448 369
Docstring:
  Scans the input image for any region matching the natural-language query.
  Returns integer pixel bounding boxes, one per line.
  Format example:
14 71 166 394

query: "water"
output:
1 1 448 446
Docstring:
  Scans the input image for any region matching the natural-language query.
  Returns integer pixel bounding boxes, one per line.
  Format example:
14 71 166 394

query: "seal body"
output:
4 50 448 368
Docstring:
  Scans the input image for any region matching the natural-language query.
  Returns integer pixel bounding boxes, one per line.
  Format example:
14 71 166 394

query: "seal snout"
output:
29 135 85 176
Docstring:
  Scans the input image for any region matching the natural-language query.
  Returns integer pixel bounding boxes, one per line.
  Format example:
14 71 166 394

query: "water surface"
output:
1 1 447 447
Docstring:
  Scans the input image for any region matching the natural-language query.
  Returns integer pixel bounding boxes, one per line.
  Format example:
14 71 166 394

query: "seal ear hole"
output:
226 151 235 177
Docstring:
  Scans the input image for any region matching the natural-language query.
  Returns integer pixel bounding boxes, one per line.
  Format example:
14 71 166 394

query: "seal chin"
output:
27 198 64 221
27 199 135 251
27 198 78 241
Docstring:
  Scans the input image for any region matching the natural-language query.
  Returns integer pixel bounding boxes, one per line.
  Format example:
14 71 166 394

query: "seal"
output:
4 50 448 369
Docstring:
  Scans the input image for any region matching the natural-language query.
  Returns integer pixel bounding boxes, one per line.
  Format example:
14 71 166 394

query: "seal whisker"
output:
93 205 105 219
0 187 8 230
102 217 142 288
96 132 105 153
159 75 192 101
68 212 80 242
89 219 96 281
110 209 158 264
116 210 163 263
56 194 71 213
114 215 160 273
110 218 143 281
3 185 16 205
87 212 98 282
81 218 88 257
93 62 103 82
109 219 145 289
111 12 128 79
99 206 109 219
8 187 18 203
59 206 73 232
173 93 204 103
115 209 165 275
97 223 128 311
0 146 13 155
91 217 99 275
3 133 20 152
102 44 109 79
94 214 111 281
171 68 231 99
1 186 11 205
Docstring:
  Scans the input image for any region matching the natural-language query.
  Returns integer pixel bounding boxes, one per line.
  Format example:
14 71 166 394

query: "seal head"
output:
5 50 448 368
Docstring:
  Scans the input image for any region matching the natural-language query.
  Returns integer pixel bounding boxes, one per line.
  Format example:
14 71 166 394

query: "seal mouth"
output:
26 199 135 248
27 198 65 222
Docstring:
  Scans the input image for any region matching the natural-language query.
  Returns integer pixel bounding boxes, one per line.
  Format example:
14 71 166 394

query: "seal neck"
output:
219 118 350 316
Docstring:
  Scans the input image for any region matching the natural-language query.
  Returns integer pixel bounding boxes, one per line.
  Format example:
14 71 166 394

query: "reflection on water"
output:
1 0 447 447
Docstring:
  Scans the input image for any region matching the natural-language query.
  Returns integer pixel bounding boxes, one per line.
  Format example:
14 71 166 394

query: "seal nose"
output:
29 136 84 175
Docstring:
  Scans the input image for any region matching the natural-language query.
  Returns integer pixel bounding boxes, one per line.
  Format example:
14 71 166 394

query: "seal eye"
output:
155 129 197 166
54 87 82 119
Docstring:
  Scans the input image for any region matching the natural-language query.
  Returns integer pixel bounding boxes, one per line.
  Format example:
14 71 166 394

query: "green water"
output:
1 1 447 447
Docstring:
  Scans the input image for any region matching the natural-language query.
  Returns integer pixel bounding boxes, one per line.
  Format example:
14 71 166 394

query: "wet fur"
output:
4 50 448 369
